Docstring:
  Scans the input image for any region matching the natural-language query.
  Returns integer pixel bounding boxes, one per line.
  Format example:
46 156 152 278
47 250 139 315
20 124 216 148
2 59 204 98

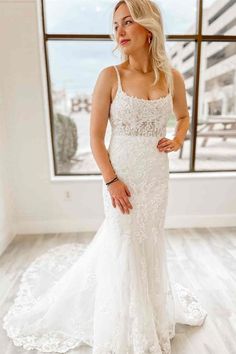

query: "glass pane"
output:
203 0 236 35
195 41 236 171
47 40 120 175
157 0 197 35
166 41 195 172
44 0 119 34
44 0 197 35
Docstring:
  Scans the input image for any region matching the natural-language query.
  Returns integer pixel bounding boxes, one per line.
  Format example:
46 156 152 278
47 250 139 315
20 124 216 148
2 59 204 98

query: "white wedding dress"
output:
2 65 207 354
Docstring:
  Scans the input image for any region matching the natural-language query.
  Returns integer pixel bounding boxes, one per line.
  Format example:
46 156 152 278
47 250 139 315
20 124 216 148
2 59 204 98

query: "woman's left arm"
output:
157 68 190 153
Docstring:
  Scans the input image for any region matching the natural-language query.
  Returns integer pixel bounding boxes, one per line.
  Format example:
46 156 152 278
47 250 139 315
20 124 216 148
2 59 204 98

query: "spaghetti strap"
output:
113 65 122 91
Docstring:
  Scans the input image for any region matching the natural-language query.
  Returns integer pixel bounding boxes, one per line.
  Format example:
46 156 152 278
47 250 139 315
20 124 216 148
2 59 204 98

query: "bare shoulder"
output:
92 66 116 100
169 67 189 119
96 65 116 85
171 67 186 97
99 65 116 77
90 67 117 132
171 67 185 86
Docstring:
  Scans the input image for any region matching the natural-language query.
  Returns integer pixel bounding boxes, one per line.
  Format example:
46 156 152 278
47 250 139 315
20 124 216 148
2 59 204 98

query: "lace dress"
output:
2 65 207 354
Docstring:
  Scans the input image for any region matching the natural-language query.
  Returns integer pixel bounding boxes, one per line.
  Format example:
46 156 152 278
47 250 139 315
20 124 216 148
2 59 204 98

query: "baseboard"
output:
14 214 236 235
165 214 236 228
15 218 103 235
0 229 16 256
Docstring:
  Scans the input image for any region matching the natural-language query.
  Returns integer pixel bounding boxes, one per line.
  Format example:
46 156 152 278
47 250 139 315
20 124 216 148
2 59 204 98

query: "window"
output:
41 0 236 175
195 41 236 171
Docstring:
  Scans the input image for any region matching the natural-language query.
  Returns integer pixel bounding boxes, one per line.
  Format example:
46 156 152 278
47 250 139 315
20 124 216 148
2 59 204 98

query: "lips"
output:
120 39 130 45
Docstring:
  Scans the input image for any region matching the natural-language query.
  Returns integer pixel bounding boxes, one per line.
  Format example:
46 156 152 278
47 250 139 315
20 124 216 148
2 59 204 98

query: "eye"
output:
114 19 132 31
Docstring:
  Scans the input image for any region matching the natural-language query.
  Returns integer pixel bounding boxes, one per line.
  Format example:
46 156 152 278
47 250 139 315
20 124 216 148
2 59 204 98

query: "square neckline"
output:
113 65 171 103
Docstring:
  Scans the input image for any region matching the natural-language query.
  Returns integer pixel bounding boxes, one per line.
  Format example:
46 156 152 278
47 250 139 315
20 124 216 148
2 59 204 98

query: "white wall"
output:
0 53 16 254
0 0 235 256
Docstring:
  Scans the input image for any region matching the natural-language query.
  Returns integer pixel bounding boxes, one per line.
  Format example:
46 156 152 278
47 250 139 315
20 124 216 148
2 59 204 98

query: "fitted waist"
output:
108 134 168 161
107 134 169 183
109 133 164 143
110 124 166 138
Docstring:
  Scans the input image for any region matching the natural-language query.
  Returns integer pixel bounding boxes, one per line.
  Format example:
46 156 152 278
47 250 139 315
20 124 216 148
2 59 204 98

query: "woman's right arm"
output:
90 67 132 214
90 67 117 182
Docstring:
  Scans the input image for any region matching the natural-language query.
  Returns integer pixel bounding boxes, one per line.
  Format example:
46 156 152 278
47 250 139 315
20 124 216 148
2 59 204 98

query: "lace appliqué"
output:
2 243 94 353
109 65 174 138
110 91 173 138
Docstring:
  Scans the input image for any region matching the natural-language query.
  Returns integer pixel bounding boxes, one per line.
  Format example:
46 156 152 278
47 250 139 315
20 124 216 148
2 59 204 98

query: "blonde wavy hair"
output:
110 0 174 96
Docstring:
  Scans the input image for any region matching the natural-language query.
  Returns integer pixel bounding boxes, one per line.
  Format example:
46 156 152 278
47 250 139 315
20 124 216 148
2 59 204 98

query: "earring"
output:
148 36 152 44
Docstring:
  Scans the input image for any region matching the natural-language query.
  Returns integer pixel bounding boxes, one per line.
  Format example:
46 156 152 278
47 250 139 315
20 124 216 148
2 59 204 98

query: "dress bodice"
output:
109 65 174 137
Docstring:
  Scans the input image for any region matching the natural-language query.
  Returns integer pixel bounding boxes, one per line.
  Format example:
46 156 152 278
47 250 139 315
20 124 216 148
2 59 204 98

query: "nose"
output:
117 25 126 38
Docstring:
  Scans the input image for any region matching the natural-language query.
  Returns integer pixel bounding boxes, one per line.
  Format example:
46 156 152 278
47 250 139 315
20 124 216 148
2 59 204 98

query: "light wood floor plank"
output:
1 227 236 354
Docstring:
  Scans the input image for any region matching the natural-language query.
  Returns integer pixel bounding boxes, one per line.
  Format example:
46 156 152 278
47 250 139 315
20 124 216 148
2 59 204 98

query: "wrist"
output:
173 136 183 147
105 175 119 187
104 174 117 184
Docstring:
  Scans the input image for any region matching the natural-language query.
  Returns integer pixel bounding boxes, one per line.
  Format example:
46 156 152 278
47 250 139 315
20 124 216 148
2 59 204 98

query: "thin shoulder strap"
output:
113 65 122 91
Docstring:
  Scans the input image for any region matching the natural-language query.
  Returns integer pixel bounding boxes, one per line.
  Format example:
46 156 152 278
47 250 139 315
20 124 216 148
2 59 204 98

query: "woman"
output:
3 1 207 353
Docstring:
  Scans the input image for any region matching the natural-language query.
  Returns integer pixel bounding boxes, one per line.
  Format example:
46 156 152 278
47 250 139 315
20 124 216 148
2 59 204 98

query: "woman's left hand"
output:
157 137 181 153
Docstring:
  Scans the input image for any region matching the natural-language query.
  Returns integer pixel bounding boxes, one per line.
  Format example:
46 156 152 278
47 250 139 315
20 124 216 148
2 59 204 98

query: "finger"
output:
158 144 172 151
157 137 168 144
111 196 116 208
158 137 167 143
116 200 124 214
124 197 133 209
125 197 133 209
122 196 132 211
160 141 173 148
122 194 132 209
119 197 130 214
158 143 170 150
163 143 174 149
158 141 171 148
125 186 131 197
164 145 174 152
115 198 125 214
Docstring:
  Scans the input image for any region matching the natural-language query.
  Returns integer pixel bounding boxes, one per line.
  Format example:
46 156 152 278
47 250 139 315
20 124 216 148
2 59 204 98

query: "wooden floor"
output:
1 227 236 354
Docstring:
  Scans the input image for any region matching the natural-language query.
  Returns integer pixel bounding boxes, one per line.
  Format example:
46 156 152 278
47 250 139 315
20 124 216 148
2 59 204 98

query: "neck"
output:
127 56 153 74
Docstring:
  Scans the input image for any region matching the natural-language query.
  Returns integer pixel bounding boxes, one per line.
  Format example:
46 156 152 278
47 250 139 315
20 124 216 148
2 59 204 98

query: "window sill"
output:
50 171 236 182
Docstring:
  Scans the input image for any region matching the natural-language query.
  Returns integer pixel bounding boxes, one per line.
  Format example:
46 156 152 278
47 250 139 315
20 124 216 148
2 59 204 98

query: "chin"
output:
123 48 132 54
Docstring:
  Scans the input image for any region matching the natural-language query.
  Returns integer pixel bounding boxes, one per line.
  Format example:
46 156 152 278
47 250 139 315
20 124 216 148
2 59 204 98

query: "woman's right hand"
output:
107 180 133 214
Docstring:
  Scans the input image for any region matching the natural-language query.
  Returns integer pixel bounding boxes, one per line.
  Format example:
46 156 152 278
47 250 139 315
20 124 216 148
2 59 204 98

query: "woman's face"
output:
113 3 150 54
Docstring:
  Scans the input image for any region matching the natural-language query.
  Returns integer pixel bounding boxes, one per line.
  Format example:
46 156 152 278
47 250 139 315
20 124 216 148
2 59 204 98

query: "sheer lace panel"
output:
109 65 174 137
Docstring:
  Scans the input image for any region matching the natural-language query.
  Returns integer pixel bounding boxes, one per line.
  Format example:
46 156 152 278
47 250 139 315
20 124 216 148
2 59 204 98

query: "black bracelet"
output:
106 176 118 186
105 175 117 185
